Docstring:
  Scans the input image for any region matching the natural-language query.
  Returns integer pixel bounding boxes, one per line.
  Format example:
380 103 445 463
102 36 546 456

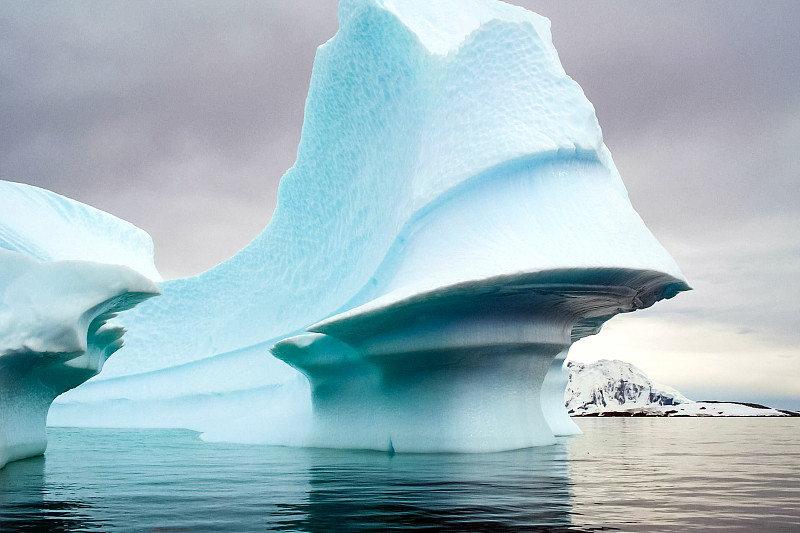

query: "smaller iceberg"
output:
0 182 159 468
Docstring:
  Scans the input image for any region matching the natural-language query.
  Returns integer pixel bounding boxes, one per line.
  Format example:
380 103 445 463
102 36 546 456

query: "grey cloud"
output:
0 1 338 273
0 5 335 177
513 1 800 354
522 1 800 132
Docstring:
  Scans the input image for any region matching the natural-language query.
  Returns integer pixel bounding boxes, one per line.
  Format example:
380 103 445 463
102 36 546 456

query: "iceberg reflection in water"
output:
1 419 798 532
0 429 573 532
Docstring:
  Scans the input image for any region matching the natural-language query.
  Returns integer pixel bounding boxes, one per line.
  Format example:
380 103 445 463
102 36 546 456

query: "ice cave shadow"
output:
277 440 583 533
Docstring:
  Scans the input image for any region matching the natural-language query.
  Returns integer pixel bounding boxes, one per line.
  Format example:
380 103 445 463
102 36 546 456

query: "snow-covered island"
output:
566 359 798 417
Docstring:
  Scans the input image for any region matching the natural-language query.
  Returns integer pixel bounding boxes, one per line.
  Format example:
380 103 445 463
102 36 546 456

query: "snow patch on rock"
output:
566 359 795 417
566 359 689 415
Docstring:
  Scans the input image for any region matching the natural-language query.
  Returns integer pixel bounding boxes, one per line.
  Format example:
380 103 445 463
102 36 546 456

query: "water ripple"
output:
0 419 798 531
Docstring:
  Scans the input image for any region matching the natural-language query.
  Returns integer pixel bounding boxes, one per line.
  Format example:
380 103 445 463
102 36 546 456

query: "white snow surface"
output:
650 402 791 417
42 0 690 449
566 359 690 415
565 359 792 417
0 251 158 355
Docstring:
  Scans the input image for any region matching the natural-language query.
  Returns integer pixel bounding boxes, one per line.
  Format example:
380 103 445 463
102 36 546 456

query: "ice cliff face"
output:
37 0 689 452
565 360 690 416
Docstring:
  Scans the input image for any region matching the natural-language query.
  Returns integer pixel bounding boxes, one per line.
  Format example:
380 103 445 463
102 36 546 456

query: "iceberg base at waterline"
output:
0 251 158 468
274 268 684 452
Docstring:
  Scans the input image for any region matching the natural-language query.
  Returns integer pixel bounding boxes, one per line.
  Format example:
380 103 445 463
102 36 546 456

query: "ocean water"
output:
1 418 798 532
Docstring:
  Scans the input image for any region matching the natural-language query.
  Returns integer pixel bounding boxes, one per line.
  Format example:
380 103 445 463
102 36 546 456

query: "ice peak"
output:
368 0 551 56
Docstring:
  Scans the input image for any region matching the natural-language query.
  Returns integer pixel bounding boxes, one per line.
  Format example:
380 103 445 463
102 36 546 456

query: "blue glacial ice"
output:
0 183 160 467
29 0 688 452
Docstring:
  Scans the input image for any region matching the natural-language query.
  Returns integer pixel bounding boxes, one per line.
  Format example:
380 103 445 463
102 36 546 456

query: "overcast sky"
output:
1 1 798 408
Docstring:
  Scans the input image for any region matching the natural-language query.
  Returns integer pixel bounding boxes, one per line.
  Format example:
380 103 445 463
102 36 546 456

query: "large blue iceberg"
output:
5 0 688 453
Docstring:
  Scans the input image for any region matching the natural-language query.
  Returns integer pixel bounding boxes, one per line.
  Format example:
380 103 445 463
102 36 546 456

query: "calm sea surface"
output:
1 418 798 532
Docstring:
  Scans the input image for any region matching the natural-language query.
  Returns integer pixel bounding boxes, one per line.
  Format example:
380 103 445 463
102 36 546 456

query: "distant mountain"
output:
565 359 797 417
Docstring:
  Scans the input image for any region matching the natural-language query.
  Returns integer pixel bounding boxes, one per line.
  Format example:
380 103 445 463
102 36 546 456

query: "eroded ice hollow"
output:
46 0 689 452
0 183 160 467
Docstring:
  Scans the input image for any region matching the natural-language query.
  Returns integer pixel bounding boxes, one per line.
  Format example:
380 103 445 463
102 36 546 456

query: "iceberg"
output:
0 250 158 468
0 182 160 467
42 0 687 452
